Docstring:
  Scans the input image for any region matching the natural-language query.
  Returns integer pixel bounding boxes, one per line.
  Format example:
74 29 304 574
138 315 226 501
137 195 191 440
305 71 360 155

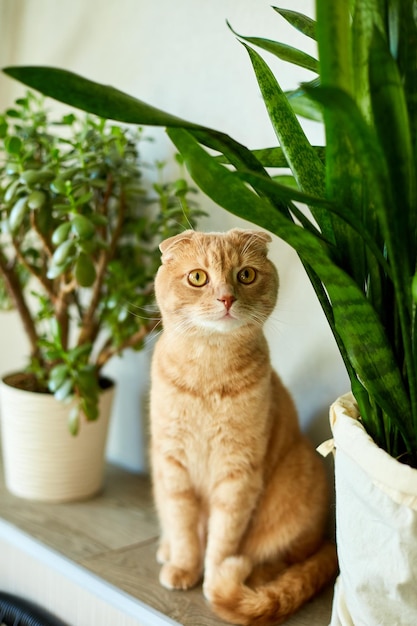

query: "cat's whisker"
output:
140 321 165 352
127 303 160 312
247 313 268 329
161 195 197 236
123 298 161 322
161 313 196 340
264 319 285 339
127 310 162 321
124 300 159 312
170 325 193 341
168 218 194 233
177 197 196 232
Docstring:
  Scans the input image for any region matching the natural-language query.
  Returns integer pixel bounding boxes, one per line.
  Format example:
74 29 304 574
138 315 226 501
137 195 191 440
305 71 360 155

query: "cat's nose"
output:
217 295 236 311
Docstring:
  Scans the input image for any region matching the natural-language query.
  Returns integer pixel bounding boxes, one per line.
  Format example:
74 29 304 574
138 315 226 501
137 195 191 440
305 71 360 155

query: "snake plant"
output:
3 0 417 463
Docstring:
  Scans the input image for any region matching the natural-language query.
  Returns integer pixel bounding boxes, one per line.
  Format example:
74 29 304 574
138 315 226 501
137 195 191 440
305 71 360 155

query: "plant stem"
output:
11 237 56 301
77 177 125 348
77 251 106 347
95 319 159 369
0 250 41 361
54 291 70 351
30 209 53 257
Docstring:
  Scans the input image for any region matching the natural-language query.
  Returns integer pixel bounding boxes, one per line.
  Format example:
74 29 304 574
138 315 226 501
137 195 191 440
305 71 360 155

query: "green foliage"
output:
0 91 201 432
4 1 417 463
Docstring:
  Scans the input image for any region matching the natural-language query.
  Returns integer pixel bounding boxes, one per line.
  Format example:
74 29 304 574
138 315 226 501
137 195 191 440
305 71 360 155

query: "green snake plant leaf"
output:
240 146 290 168
2 65 265 173
240 42 334 244
308 86 411 300
315 0 369 289
307 82 417 438
3 66 204 130
351 0 384 121
368 30 417 424
227 22 318 73
316 0 352 93
369 26 416 260
216 145 325 169
285 80 323 122
272 7 317 40
167 127 411 445
242 44 324 196
395 0 417 151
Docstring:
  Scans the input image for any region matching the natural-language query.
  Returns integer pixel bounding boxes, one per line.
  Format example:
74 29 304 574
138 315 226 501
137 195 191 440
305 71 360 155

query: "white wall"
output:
0 0 349 470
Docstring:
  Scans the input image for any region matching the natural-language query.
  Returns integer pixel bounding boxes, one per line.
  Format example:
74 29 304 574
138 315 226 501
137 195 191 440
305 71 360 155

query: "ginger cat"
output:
150 229 337 625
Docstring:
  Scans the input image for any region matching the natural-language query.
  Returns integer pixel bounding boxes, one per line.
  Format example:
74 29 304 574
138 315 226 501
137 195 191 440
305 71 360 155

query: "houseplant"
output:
4 0 417 619
0 91 201 501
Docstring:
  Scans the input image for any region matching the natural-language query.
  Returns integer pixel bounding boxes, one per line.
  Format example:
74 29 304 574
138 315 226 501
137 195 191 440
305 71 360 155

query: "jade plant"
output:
4 0 417 464
0 91 201 433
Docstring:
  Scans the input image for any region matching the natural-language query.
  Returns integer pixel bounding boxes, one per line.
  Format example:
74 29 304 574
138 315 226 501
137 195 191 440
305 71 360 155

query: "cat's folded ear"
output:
229 229 272 252
159 230 195 262
245 230 272 245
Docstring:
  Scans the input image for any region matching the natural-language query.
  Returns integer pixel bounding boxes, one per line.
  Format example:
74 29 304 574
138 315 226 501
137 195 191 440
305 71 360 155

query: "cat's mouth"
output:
191 306 245 333
219 308 239 322
216 310 243 329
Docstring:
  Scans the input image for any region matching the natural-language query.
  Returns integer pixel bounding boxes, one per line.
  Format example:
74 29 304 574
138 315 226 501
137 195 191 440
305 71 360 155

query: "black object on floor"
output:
0 592 68 626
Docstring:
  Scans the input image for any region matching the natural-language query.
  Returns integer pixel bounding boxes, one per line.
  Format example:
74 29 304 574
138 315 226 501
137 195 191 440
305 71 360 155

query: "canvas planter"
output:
319 392 417 626
0 373 114 502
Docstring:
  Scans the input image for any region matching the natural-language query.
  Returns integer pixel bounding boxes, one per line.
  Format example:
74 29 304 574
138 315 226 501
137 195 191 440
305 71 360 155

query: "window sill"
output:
0 461 333 625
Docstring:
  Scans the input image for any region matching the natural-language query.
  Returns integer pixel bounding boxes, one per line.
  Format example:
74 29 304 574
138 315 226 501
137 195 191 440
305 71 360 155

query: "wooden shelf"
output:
0 461 333 625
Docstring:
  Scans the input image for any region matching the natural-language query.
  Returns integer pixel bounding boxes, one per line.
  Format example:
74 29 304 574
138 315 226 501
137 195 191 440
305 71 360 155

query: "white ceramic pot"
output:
0 373 114 502
319 392 417 626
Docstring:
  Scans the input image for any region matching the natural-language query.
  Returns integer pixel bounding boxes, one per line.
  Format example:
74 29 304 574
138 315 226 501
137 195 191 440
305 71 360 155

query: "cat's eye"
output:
237 267 257 284
188 269 208 287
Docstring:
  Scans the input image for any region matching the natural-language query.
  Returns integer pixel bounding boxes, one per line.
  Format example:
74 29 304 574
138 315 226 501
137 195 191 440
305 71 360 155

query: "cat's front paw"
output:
159 563 202 590
203 556 252 601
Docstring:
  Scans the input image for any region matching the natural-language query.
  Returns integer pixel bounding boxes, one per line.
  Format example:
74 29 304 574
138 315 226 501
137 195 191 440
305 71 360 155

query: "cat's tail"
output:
205 541 337 626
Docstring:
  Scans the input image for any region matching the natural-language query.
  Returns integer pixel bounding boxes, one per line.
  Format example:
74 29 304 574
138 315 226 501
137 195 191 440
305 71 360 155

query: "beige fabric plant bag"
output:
319 392 417 626
0 374 114 502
